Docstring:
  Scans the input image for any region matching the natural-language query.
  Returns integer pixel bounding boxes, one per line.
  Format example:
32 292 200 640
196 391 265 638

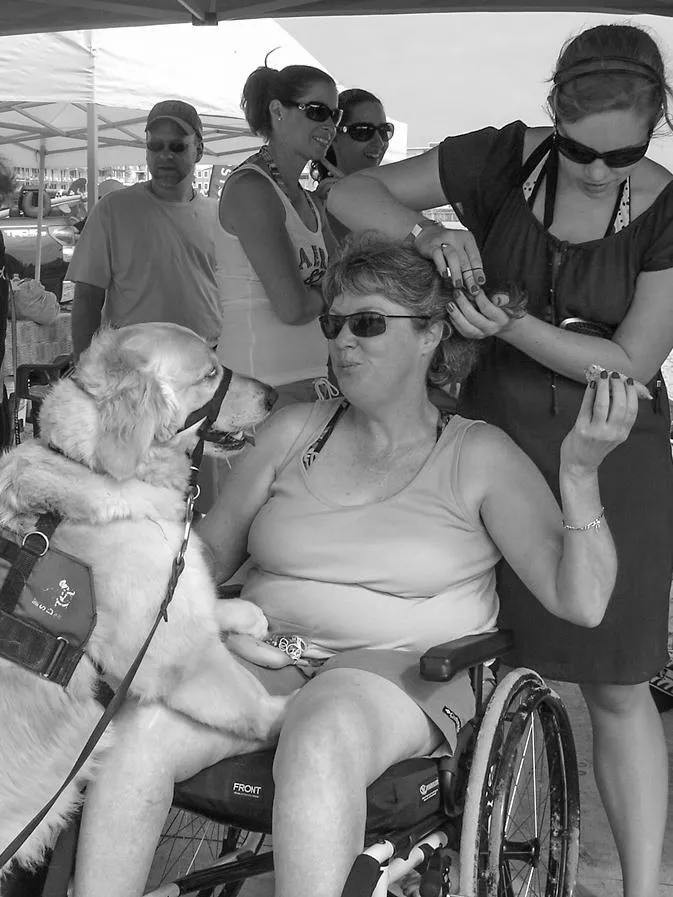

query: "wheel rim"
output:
486 689 578 897
145 808 240 895
459 670 579 897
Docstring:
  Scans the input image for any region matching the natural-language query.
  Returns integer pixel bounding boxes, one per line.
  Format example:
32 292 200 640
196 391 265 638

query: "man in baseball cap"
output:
145 99 203 138
69 93 221 362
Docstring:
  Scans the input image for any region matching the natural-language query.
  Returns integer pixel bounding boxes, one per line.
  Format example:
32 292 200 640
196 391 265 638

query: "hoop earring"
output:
441 319 453 339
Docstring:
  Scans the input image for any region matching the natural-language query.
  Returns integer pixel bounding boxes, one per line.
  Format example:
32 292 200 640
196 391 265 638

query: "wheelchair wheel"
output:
459 669 580 897
145 807 264 897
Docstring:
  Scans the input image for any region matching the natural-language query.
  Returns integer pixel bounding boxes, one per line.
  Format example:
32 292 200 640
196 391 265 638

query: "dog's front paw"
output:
214 599 269 639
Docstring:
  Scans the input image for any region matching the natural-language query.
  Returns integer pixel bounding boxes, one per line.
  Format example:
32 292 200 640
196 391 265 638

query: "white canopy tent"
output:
0 21 407 275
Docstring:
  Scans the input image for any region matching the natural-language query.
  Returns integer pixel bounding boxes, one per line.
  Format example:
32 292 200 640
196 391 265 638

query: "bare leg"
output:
581 681 668 897
272 668 443 897
74 701 266 897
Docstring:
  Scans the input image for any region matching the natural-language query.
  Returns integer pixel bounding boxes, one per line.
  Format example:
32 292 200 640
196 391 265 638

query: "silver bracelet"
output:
562 507 605 532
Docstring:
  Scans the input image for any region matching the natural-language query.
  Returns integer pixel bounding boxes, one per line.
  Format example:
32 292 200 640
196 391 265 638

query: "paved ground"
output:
555 680 673 897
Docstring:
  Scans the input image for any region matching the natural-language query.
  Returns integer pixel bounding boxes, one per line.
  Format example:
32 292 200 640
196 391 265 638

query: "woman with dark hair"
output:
329 23 673 897
311 89 394 243
216 63 340 405
72 236 637 897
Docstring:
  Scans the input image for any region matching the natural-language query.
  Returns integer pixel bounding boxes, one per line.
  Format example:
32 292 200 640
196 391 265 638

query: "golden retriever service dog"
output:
0 322 288 884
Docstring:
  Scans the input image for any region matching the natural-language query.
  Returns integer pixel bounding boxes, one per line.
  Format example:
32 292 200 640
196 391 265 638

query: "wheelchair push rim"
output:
459 668 580 897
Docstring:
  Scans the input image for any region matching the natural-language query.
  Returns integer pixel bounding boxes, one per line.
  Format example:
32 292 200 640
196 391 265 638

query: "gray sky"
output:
282 11 673 169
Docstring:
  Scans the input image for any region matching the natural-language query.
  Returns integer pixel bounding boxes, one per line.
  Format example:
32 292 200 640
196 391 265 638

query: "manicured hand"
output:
414 225 485 294
560 370 639 475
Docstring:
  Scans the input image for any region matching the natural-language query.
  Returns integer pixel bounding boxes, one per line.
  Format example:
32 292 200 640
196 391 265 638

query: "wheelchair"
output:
140 629 580 897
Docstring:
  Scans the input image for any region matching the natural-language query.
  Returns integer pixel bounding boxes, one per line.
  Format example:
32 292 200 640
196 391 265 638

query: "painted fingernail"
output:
453 279 464 291
452 288 463 301
589 380 597 390
610 371 620 379
447 302 456 313
476 273 486 285
599 369 609 379
627 377 634 385
469 283 480 295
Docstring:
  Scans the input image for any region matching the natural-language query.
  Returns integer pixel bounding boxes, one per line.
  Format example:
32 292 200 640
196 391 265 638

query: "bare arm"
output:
452 265 673 386
220 171 324 326
328 147 447 231
195 403 314 584
459 375 638 626
71 282 105 360
327 147 485 290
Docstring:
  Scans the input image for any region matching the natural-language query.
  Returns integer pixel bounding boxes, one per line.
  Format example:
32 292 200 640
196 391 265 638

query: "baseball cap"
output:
146 100 202 138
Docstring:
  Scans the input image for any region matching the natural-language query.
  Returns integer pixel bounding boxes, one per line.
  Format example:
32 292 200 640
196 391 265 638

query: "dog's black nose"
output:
267 387 279 410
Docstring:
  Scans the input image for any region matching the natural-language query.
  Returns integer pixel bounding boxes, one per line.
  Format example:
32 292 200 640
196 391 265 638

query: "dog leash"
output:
0 367 233 870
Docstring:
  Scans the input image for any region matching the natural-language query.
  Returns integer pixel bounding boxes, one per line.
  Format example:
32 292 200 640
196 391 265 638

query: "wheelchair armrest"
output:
420 630 514 682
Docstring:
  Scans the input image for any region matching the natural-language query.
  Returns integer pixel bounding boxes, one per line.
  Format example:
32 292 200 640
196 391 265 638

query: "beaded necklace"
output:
258 145 301 201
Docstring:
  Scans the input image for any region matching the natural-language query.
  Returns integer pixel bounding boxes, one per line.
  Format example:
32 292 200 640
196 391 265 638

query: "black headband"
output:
553 56 662 89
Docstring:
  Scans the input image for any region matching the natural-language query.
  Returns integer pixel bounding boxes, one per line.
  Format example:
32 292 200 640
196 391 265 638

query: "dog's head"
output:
38 323 276 480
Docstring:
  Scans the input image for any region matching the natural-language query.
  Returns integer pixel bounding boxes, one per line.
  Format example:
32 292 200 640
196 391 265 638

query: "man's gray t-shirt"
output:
67 182 222 345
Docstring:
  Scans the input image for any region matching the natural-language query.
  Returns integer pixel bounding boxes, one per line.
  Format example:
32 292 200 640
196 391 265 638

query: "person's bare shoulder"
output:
254 401 322 462
631 155 673 216
522 126 554 163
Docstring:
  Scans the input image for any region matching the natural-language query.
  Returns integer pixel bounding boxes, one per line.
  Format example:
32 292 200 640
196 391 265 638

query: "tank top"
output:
216 162 329 386
242 400 500 654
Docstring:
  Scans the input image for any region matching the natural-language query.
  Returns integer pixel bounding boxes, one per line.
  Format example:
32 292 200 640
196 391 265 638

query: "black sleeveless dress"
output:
438 120 673 684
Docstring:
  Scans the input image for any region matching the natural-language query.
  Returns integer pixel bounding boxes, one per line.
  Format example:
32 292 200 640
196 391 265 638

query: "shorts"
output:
240 647 477 753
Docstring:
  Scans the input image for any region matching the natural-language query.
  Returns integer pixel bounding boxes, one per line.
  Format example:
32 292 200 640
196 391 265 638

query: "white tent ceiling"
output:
0 21 340 170
1 0 672 34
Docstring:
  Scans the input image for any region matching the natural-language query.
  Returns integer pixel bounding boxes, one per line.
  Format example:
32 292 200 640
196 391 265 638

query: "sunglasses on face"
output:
555 131 650 168
146 139 193 154
319 311 430 340
284 101 343 126
338 122 395 143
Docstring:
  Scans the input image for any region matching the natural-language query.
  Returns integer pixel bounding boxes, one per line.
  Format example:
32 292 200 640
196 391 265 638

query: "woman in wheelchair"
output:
73 236 639 897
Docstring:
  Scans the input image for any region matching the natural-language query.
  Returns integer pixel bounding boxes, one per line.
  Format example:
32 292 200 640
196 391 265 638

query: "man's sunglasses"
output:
319 311 429 340
338 122 395 143
555 131 650 168
146 139 193 154
284 101 343 125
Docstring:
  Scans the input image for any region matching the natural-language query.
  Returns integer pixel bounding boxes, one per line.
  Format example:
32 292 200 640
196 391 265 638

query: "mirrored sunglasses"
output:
319 311 429 340
146 139 193 154
284 101 343 125
338 122 395 143
555 131 650 168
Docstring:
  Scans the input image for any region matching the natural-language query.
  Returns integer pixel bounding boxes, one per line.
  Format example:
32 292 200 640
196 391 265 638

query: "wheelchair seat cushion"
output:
173 750 443 836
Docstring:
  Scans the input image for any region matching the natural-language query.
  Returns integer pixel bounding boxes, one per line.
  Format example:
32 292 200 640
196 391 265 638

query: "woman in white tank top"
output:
217 63 341 402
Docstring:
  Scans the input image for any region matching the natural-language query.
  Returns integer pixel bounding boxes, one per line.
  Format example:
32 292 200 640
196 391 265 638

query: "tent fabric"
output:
0 22 407 171
0 22 323 169
2 0 673 36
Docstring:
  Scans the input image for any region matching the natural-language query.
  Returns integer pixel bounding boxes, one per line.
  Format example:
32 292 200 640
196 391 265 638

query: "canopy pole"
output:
35 142 46 284
86 102 98 215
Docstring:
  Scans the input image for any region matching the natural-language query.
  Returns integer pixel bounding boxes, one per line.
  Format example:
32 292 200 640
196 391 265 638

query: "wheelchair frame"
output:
142 631 580 897
3 360 580 897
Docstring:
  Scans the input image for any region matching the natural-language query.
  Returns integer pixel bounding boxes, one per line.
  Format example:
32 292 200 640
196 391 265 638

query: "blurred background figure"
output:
312 88 394 244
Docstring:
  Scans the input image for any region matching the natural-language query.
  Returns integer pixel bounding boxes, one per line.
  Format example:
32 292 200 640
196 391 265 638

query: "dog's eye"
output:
203 367 219 381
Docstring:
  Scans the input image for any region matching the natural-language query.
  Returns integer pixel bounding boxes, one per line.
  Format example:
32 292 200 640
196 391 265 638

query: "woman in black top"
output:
329 23 673 897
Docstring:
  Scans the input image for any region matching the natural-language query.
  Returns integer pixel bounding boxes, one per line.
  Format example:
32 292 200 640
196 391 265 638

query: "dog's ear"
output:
79 340 175 480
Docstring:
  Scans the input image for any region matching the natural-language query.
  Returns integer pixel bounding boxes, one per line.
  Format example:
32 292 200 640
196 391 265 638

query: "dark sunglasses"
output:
284 101 343 125
319 311 429 340
338 122 395 143
555 131 650 168
146 139 193 154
